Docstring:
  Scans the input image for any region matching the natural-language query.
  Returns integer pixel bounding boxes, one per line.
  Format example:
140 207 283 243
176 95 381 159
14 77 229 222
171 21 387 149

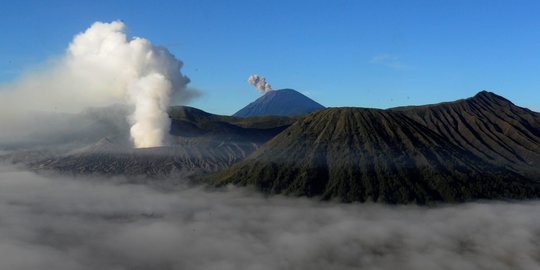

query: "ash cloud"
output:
0 165 539 270
248 74 272 93
0 21 194 148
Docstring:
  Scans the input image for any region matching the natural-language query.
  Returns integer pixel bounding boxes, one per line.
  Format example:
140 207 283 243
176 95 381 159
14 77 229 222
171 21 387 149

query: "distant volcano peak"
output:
233 88 325 118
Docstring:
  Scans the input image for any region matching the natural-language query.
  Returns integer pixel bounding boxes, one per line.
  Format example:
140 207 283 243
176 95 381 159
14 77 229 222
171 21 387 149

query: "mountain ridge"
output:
391 91 540 175
4 91 540 204
218 91 540 204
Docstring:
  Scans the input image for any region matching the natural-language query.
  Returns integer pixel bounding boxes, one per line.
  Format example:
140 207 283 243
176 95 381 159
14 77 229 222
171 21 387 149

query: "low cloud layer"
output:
0 165 539 270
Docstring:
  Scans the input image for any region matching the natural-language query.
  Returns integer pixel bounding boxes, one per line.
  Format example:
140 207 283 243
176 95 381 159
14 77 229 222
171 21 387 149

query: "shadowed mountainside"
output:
169 106 295 143
218 92 540 204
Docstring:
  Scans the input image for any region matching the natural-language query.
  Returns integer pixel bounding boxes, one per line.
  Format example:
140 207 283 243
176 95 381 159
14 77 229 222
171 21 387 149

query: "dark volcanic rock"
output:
218 92 540 204
233 89 325 117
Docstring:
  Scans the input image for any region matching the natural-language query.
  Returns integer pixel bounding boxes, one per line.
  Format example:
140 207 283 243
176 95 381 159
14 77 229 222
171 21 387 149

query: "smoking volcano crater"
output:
1 22 540 204
3 89 540 204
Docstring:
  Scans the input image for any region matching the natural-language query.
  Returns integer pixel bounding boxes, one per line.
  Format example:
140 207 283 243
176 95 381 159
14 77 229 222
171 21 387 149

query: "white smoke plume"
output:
0 21 192 148
247 74 272 93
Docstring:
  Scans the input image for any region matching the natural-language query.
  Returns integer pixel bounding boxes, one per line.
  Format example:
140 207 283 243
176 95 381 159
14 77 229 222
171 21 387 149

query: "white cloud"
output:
0 164 539 269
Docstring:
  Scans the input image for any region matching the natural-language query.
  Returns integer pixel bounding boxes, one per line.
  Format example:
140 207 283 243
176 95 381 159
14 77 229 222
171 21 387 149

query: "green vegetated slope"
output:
218 92 540 204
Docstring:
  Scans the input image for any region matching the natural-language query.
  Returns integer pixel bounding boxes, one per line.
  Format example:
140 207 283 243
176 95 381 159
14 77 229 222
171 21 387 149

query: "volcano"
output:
218 91 540 204
233 89 325 117
5 91 540 204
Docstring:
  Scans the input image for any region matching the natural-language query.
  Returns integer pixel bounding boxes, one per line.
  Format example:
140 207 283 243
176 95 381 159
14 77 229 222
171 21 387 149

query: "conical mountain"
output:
218 92 540 204
233 89 325 117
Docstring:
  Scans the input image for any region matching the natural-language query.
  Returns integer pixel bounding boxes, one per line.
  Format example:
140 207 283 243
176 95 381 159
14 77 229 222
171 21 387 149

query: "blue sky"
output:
1 0 539 114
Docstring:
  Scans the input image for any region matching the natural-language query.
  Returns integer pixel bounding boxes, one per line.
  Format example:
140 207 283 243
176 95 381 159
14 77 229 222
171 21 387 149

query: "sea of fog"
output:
0 164 539 270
